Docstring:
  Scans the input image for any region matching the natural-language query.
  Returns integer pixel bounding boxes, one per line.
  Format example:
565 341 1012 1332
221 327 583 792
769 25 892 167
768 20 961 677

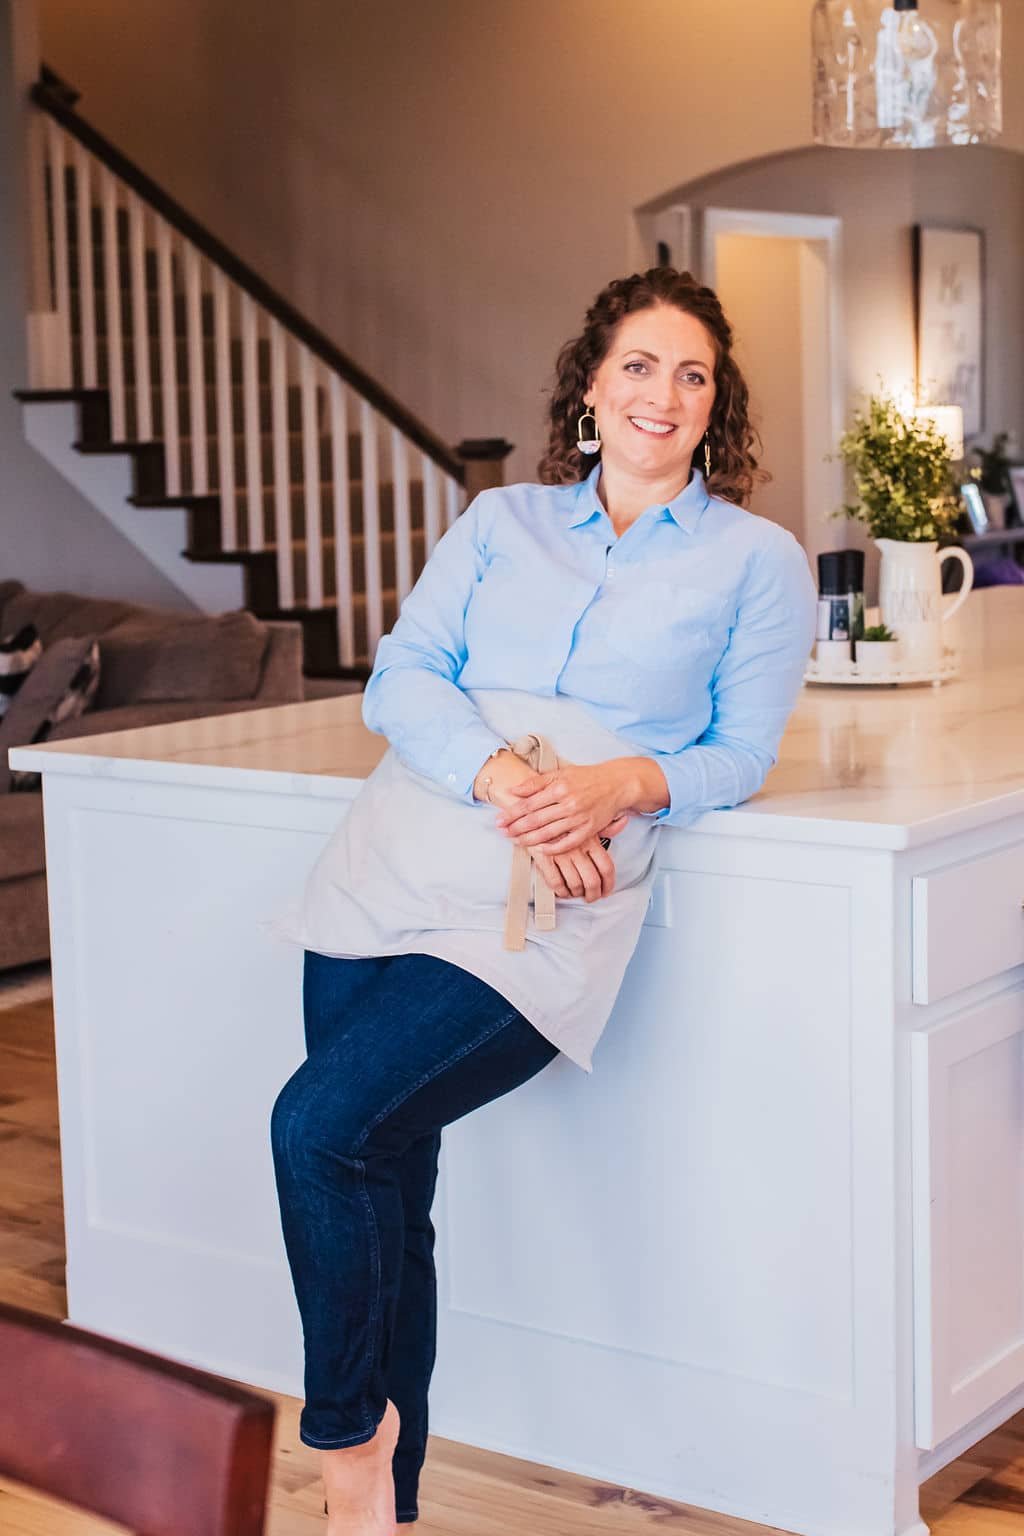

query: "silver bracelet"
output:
475 743 509 804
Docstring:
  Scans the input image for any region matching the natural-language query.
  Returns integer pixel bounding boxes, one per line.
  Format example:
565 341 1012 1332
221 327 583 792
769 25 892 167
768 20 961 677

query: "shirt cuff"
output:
641 748 707 827
443 718 510 803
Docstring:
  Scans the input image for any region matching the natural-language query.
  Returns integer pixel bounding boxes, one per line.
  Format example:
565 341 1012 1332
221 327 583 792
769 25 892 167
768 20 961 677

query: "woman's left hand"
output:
494 761 633 855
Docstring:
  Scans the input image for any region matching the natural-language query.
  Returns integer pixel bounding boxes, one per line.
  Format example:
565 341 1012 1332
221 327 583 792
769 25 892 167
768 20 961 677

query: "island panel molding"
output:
911 987 1024 1449
444 870 855 1404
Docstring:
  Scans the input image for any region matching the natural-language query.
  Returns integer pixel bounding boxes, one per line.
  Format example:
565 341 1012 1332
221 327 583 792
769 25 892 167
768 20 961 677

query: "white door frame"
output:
702 208 846 560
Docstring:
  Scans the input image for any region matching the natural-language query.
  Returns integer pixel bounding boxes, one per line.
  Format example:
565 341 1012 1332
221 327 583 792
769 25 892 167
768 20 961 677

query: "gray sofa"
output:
0 580 310 972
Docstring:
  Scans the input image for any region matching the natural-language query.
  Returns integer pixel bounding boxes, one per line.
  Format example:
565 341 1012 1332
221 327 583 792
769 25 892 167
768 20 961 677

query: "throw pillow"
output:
0 623 42 720
0 635 101 793
0 579 26 624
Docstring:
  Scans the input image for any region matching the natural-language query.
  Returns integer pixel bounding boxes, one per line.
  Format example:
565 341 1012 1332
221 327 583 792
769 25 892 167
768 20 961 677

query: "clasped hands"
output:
477 753 635 904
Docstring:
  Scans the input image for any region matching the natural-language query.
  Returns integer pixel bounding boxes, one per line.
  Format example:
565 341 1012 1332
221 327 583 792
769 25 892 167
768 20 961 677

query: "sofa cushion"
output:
0 580 26 629
0 623 42 719
0 793 45 880
1 588 141 645
93 609 269 708
0 870 50 967
0 635 102 792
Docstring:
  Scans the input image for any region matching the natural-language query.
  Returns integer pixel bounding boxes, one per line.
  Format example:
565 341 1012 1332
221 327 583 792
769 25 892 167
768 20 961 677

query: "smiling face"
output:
584 303 717 484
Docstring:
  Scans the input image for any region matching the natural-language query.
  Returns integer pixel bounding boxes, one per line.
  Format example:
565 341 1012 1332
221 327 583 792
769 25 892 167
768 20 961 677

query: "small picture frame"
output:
1009 466 1024 527
960 481 990 535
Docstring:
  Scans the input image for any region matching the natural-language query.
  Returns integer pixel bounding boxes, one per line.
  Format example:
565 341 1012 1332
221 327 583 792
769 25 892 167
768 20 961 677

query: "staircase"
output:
17 68 511 678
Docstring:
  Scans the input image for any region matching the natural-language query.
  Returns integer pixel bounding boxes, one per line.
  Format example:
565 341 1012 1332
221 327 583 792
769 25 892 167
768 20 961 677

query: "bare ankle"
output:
320 1400 402 1532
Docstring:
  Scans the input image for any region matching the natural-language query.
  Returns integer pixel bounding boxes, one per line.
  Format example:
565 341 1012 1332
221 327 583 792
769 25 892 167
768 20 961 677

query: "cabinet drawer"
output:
911 987 1024 1449
912 843 1024 1004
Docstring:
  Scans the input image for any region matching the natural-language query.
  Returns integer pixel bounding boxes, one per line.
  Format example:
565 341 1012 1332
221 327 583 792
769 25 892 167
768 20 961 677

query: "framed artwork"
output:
914 226 984 437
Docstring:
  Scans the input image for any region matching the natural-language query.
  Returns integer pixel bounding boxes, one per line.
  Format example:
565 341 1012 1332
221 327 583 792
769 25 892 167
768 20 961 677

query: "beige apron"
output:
264 689 663 1073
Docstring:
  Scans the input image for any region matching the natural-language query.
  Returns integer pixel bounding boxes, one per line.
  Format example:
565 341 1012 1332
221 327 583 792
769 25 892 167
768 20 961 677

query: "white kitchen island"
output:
11 587 1024 1536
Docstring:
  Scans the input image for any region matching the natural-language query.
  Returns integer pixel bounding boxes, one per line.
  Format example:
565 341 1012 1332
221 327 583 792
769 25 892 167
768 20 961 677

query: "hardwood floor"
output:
2 977 1024 1535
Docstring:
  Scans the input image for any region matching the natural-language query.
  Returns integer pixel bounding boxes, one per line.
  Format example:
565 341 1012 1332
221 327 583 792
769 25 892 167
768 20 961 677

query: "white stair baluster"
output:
299 346 323 608
212 266 236 549
269 319 293 608
47 122 71 389
183 243 208 495
72 143 96 389
241 293 263 550
25 112 53 386
128 192 152 439
329 374 355 668
100 166 125 439
422 454 441 558
360 399 383 660
445 474 461 529
390 428 413 606
154 218 180 496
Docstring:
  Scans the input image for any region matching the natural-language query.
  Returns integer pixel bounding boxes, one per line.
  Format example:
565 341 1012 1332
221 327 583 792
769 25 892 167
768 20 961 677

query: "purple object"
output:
973 557 1024 588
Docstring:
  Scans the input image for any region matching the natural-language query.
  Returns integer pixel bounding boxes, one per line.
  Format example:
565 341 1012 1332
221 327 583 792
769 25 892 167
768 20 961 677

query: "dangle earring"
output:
703 432 712 477
577 407 601 455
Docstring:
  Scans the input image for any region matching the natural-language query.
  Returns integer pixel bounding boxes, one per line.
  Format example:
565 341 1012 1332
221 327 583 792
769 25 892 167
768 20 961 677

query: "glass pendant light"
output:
812 0 1002 148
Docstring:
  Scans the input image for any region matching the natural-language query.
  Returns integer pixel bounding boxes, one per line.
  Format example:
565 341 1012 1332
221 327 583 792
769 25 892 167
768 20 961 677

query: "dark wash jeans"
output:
270 949 560 1523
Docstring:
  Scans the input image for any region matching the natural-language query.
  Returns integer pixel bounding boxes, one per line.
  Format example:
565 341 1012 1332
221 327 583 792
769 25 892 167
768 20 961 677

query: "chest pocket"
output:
604 578 728 671
464 554 524 651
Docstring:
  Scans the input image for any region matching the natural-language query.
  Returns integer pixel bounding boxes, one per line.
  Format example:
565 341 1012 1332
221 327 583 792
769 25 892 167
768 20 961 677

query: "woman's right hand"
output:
532 838 616 902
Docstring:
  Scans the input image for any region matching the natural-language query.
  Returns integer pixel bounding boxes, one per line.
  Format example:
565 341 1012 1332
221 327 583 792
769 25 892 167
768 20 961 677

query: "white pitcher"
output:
875 539 973 670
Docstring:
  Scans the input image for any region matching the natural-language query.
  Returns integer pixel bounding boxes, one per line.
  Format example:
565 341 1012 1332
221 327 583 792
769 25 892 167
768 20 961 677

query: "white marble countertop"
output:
11 587 1024 849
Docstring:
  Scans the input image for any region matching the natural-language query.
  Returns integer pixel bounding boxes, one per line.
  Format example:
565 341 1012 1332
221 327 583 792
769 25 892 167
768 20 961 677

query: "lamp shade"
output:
913 405 965 460
812 0 1002 149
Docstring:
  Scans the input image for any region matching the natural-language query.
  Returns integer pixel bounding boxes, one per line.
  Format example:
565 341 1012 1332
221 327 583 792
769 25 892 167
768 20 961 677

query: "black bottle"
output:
816 550 865 651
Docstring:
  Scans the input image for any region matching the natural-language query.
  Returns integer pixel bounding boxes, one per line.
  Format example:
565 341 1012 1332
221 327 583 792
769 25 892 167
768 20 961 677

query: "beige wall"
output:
714 234 807 544
36 0 1024 489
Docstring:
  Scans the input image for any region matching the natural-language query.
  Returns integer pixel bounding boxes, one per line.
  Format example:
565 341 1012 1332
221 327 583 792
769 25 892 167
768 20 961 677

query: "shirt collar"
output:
568 460 710 534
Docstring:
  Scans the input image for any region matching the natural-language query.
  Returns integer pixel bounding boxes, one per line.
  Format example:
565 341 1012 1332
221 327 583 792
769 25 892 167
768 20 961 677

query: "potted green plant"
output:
855 622 899 675
834 392 973 669
970 430 1012 496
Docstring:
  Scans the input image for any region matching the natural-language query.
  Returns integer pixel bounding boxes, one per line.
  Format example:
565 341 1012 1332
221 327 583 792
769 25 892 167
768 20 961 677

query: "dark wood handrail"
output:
32 72 467 484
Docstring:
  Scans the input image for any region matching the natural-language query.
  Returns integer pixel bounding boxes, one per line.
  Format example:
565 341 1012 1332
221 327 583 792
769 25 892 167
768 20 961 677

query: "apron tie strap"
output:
502 732 559 952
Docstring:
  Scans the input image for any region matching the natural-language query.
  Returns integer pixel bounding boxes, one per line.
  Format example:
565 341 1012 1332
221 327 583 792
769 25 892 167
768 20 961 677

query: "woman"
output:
267 267 817 1535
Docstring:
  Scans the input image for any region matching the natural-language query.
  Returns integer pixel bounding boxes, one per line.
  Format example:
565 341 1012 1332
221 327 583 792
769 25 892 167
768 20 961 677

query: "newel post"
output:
456 438 515 501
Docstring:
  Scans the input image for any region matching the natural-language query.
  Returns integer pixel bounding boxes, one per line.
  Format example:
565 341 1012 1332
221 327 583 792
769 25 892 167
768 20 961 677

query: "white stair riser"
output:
22 400 245 613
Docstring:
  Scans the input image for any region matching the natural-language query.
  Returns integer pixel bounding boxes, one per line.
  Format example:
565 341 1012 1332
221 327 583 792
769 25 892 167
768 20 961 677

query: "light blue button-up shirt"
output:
362 463 817 830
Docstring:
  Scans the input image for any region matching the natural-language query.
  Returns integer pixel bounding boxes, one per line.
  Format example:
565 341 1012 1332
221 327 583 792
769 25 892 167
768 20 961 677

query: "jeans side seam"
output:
279 1090 381 1445
352 1005 523 1152
357 1165 383 1436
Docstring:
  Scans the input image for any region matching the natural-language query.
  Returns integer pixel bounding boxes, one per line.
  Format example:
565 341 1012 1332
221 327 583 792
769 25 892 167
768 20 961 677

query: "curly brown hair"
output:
538 266 767 506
